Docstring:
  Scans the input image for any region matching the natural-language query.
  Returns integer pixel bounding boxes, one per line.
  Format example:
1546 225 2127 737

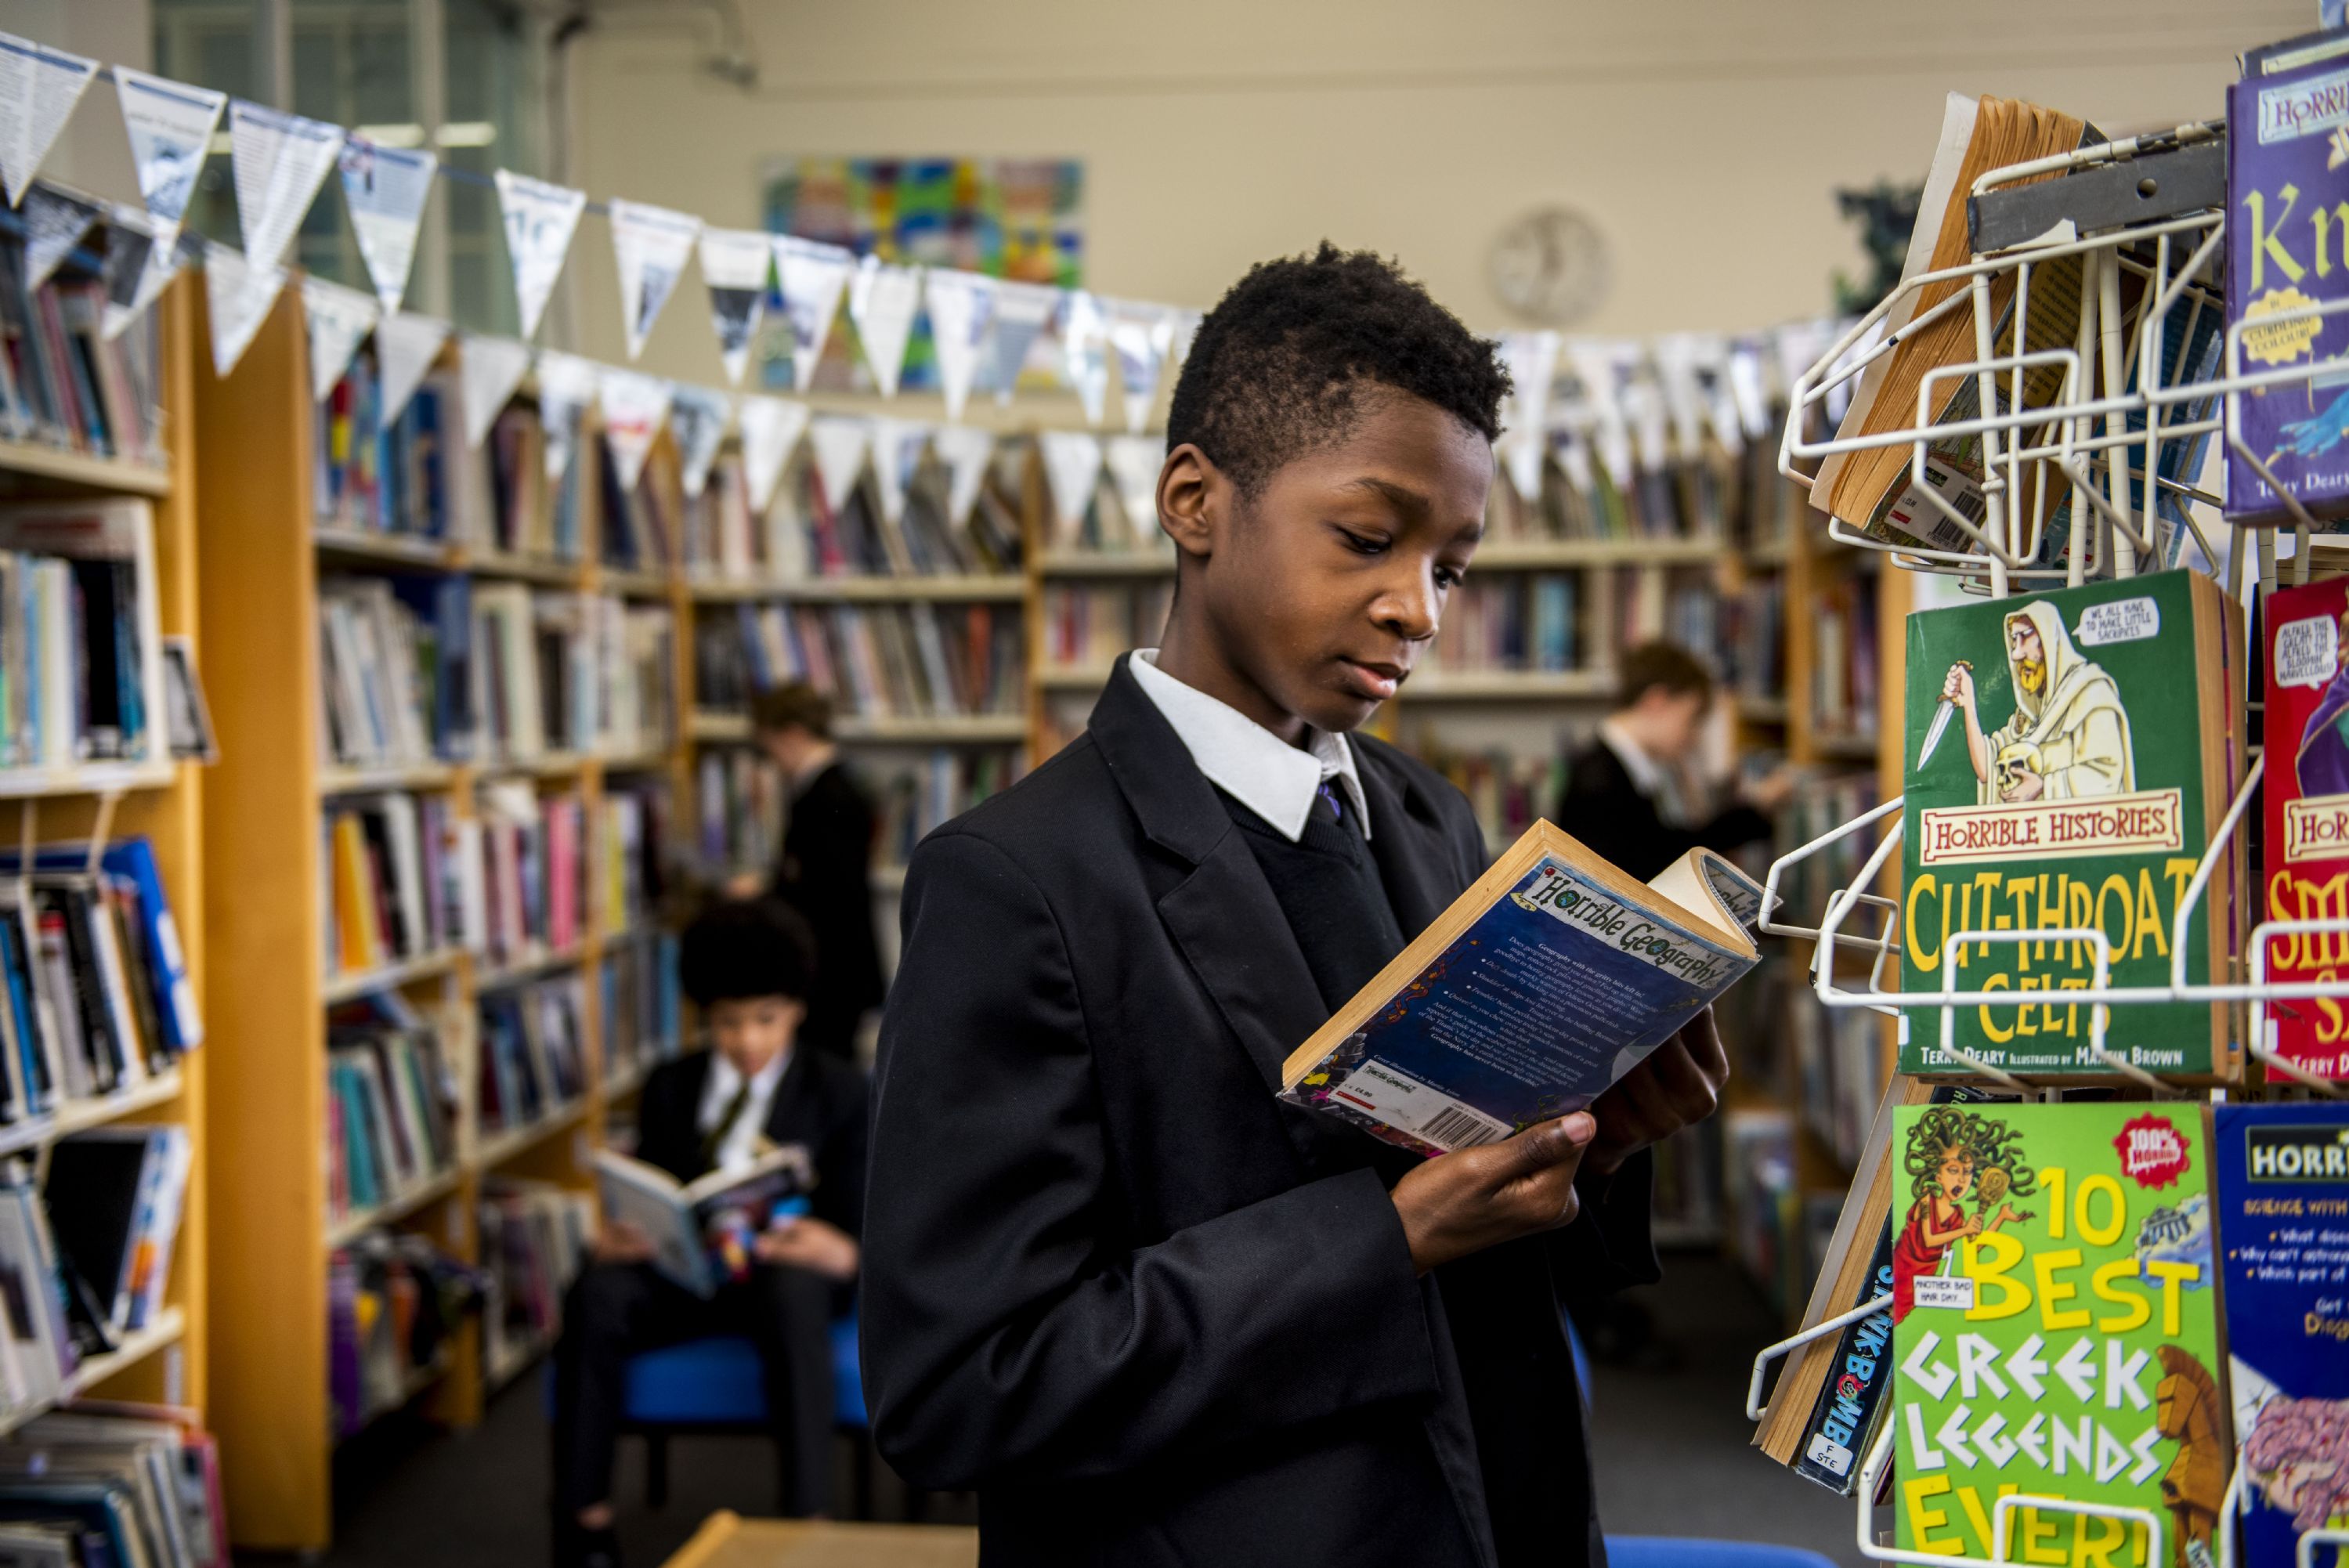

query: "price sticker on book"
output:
1911 1274 1975 1312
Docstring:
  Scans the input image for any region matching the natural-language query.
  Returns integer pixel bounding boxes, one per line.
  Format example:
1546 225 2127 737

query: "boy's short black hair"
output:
680 897 816 1007
1165 242 1511 501
1617 641 1715 711
750 681 833 741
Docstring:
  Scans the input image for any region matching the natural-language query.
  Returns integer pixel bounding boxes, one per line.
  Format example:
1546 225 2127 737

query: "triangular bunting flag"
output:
609 197 701 361
494 168 586 340
227 99 343 273
1108 302 1174 434
1038 430 1104 534
807 416 872 515
1167 309 1203 371
923 269 995 422
0 33 96 208
598 366 672 493
113 67 226 252
698 227 770 386
1103 435 1166 539
773 236 855 393
202 239 286 379
300 275 379 403
101 207 179 341
670 386 732 500
23 184 97 293
533 349 598 482
1498 331 1559 504
1061 291 1109 426
931 425 996 526
738 396 811 516
1727 339 1770 441
458 334 533 448
983 280 1059 403
377 311 450 423
847 257 921 399
339 135 435 314
867 417 928 526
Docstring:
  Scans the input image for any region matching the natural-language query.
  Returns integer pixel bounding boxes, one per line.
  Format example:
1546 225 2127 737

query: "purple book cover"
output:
2228 59 2349 524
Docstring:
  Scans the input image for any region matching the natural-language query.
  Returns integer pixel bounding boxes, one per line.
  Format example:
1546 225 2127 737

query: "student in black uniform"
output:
862 244 1731 1568
1556 640 1794 881
745 684 885 1061
552 900 867 1568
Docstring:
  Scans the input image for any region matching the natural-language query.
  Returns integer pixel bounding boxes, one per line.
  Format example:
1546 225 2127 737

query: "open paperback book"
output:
1277 822 1762 1157
592 1143 812 1298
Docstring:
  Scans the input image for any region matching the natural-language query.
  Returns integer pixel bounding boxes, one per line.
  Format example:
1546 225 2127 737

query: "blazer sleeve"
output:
862 829 1443 1490
811 1066 869 1241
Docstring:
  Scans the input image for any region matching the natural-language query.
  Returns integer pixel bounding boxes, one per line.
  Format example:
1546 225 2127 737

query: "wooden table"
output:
663 1512 979 1568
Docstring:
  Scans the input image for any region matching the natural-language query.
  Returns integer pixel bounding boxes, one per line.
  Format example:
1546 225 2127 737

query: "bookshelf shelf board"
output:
1813 732 1881 761
475 1103 587 1171
1399 671 1610 702
472 753 589 782
688 711 751 742
323 1166 465 1249
1034 551 1178 579
1467 537 1724 569
0 1069 187 1162
602 1057 652 1102
484 1329 553 1394
1035 664 1118 690
465 551 585 587
323 949 464 1005
474 945 587 992
1736 697 1791 724
0 758 176 800
61 1306 188 1404
345 1350 451 1439
833 714 1029 744
772 573 1028 604
319 760 457 795
1744 538 1792 566
600 567 672 598
596 749 675 775
0 440 172 498
313 529 456 571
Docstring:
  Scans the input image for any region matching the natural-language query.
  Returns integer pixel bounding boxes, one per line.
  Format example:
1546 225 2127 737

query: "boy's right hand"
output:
1389 1112 1596 1276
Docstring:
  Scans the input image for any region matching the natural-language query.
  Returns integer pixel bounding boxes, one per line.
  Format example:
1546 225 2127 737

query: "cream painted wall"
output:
563 0 2312 385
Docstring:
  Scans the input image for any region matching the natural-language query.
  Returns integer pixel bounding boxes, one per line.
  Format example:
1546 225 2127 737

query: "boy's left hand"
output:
753 1215 861 1281
1584 1008 1730 1176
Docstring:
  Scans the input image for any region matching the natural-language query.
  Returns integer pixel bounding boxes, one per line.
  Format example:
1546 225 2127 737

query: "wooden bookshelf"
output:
192 287 699 1553
0 272 212 1451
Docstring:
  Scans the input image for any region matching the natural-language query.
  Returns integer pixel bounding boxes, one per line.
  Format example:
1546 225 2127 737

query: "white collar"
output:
707 1045 790 1108
1129 649 1372 842
1598 716 1669 800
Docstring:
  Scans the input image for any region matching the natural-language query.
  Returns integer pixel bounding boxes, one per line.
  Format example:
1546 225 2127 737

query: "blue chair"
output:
619 1311 869 1512
1604 1541 1838 1568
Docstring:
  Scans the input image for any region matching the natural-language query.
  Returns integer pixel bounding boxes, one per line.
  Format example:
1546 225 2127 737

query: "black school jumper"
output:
864 655 1658 1567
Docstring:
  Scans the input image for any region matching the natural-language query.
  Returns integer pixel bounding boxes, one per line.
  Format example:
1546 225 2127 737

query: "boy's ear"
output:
1156 443 1223 564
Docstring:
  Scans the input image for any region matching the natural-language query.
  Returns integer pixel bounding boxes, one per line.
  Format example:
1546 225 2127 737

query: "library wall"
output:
562 0 2304 381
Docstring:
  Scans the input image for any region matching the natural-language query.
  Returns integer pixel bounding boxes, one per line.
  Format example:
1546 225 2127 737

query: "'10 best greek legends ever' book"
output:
1899 569 2244 1081
1277 822 1761 1156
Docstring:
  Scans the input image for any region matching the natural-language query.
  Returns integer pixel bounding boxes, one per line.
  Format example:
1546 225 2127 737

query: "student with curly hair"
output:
1891 1106 2037 1322
862 245 1731 1567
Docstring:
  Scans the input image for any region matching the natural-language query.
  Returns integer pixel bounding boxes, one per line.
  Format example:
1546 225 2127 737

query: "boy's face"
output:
708 995 803 1077
1159 388 1491 739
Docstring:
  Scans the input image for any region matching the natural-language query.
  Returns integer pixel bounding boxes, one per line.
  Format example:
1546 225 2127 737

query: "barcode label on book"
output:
1327 1060 1512 1151
1881 460 1986 553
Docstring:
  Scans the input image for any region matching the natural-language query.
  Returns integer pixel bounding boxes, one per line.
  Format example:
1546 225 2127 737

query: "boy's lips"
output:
1338 658 1408 701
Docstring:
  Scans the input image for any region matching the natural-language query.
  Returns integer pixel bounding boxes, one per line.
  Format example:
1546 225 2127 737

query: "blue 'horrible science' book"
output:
1277 822 1762 1156
2214 1103 2349 1567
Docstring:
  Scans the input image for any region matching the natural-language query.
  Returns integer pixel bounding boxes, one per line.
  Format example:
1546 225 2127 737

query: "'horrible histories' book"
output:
2212 1103 2349 1568
2260 575 2349 1080
1890 1100 2228 1565
1899 570 2244 1080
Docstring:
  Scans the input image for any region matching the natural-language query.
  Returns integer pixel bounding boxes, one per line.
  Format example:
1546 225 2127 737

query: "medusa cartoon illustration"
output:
2244 1395 2349 1559
1891 1106 2039 1322
1937 602 2135 804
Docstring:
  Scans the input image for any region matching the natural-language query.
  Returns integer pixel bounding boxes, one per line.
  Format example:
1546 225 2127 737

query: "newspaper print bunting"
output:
670 385 732 500
376 310 450 424
300 275 378 403
868 417 929 526
338 136 435 314
201 237 285 378
534 349 598 482
1061 291 1109 426
772 236 854 394
100 204 179 341
738 395 811 516
923 269 995 422
494 168 586 340
697 227 770 386
0 32 96 208
1038 430 1104 534
113 67 225 255
847 256 921 399
227 100 344 272
807 415 873 516
22 183 96 292
1498 331 1559 503
983 280 1060 403
608 197 701 361
1103 435 1167 541
459 333 533 449
930 424 996 526
598 365 672 493
1108 302 1174 434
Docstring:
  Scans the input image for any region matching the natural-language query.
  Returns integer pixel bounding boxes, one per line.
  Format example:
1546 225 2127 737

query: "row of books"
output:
873 750 1023 873
694 602 1024 721
598 438 679 576
475 782 588 973
1416 743 1561 852
1420 575 1578 677
328 1228 482 1437
324 995 457 1229
1790 979 1886 1173
602 928 681 1092
0 204 165 470
479 1179 592 1379
0 502 155 771
0 1401 226 1568
598 780 675 939
694 748 782 880
1721 576 1785 702
478 974 587 1140
1807 573 1878 741
1038 582 1173 673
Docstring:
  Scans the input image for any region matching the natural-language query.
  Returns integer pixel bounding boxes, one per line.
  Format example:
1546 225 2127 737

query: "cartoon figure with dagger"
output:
1923 602 2134 803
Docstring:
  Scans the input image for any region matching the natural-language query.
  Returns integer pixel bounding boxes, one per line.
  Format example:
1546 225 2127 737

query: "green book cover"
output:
1890 1100 2227 1565
1898 570 2241 1079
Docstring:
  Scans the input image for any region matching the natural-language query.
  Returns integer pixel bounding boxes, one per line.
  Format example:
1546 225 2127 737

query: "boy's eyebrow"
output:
1346 476 1431 516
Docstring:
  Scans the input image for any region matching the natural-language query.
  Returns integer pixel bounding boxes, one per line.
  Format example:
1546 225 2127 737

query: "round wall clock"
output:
1489 206 1610 327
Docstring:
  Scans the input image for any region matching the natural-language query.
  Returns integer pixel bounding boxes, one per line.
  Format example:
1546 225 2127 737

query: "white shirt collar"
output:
1128 649 1371 841
698 1046 792 1172
1598 716 1669 800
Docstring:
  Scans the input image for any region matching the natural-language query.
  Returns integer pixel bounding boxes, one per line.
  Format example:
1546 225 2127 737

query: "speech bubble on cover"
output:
2073 596 2159 647
2277 612 2342 690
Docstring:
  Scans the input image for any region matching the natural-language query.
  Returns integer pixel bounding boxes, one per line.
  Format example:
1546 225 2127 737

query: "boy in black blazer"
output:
864 246 1731 1567
552 901 867 1568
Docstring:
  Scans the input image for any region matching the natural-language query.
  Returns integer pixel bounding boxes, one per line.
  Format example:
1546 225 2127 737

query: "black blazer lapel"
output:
1357 746 1471 940
760 1045 816 1147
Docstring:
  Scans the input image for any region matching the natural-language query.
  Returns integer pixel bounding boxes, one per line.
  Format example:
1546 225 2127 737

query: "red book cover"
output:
2261 574 2349 1077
